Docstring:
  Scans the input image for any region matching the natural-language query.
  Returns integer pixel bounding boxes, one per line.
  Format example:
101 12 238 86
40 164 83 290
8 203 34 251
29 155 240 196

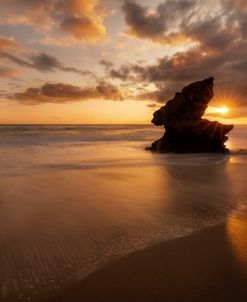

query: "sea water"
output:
0 124 246 301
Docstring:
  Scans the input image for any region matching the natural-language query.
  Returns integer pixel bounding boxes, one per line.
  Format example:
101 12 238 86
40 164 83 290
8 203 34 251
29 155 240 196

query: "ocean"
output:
0 124 247 301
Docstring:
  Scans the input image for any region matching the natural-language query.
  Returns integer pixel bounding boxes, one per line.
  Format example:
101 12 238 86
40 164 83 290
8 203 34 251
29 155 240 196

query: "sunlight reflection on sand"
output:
227 209 247 274
0 125 246 301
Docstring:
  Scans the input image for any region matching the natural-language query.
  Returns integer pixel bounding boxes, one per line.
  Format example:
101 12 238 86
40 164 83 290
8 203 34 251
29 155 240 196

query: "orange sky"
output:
0 0 246 124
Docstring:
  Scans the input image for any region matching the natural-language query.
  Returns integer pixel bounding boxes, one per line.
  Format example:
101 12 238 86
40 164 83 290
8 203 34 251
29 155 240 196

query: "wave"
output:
0 125 163 146
230 149 247 155
0 125 246 152
0 124 154 132
29 154 233 173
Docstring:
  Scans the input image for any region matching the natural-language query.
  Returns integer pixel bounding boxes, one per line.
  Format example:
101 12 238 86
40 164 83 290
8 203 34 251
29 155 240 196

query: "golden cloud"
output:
0 36 17 49
61 15 106 43
0 0 107 44
0 66 20 78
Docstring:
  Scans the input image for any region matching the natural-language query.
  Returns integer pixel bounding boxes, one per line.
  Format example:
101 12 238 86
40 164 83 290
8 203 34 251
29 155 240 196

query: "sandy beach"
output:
0 125 247 302
51 217 247 302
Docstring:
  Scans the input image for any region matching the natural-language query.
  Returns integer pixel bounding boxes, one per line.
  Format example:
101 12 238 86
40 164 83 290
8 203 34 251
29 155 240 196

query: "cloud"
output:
108 39 247 104
110 65 132 81
100 60 114 69
122 0 195 44
0 51 33 68
0 36 86 75
146 103 158 108
135 85 174 104
1 0 247 116
11 82 123 104
95 0 245 106
0 67 19 78
30 53 62 71
122 0 244 50
60 15 106 43
96 81 123 100
0 36 21 49
0 0 107 45
123 0 167 39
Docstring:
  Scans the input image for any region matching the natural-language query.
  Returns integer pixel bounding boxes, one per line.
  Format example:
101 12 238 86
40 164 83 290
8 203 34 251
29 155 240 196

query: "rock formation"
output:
147 77 233 153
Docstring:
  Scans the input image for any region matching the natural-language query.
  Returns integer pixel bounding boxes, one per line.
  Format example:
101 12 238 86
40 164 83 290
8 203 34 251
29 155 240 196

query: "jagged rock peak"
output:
148 78 234 153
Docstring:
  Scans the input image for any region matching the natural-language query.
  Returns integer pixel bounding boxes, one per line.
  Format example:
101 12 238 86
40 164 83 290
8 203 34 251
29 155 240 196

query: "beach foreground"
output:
0 125 247 301
51 217 247 302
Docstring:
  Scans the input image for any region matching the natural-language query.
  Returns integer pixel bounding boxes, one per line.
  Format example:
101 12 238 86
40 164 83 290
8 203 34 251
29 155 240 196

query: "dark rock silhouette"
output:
147 77 234 153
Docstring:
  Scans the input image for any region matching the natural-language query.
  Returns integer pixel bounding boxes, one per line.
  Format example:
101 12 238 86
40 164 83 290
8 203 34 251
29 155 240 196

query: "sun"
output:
216 106 229 114
206 105 229 115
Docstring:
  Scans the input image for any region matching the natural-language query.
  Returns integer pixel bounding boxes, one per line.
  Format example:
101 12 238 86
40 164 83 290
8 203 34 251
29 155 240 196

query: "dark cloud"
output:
111 40 247 103
0 51 33 68
123 0 167 38
110 65 132 81
105 37 247 104
122 0 195 44
97 0 246 105
30 53 62 71
40 83 95 99
136 85 175 104
0 37 86 75
12 82 123 104
100 60 114 69
122 0 246 51
96 81 123 100
185 18 239 52
31 52 89 75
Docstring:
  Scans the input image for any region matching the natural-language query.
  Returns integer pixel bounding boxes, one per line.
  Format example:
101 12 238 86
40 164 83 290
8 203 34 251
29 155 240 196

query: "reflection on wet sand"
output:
0 155 245 302
0 124 246 301
52 222 247 302
227 210 247 274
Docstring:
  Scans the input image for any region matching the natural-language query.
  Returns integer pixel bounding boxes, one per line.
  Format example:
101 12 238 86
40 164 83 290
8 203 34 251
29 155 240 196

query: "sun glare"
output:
206 105 229 115
216 106 229 114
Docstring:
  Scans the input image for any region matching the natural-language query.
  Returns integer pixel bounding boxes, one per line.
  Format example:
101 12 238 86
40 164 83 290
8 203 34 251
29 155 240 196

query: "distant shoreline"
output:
0 124 247 126
0 123 152 126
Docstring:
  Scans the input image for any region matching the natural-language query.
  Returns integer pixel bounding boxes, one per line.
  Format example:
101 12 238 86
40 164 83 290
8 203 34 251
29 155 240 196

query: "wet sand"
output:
50 221 247 302
1 125 247 301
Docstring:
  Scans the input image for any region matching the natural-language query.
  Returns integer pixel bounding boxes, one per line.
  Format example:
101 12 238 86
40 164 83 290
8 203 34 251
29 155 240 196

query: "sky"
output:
0 0 247 124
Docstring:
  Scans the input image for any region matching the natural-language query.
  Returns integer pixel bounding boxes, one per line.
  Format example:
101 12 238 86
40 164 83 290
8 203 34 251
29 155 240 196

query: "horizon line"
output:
0 123 246 126
0 123 152 126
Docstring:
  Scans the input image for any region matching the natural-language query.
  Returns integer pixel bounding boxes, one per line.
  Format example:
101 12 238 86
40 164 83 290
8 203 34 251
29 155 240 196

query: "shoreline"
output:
48 222 247 302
